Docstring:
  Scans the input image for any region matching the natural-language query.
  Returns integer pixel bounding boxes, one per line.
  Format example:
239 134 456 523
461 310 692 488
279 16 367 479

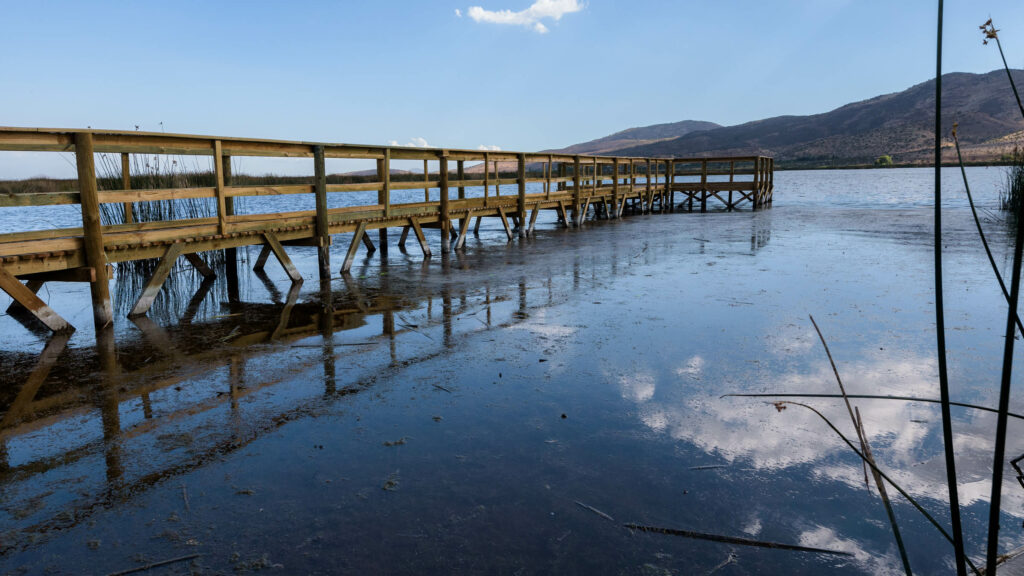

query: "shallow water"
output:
1 167 1022 574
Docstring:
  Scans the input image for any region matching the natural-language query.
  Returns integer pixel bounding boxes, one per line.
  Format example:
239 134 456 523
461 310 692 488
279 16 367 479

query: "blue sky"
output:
2 0 1022 177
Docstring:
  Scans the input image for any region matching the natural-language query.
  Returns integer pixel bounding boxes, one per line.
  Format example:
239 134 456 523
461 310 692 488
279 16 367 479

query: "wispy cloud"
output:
388 137 431 148
455 8 462 17
478 144 501 151
465 0 583 34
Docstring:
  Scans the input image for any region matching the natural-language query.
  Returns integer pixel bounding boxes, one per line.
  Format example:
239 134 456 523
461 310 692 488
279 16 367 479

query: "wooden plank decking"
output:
0 127 774 334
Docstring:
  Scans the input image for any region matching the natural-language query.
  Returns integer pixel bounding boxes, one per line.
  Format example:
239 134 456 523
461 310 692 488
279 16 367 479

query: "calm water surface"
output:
1 167 1022 574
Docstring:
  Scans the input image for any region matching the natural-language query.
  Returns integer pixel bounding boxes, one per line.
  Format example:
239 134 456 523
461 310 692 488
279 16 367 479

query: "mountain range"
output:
549 69 1024 168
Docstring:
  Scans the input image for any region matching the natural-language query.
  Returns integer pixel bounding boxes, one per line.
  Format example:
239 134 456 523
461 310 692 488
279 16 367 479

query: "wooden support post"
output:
222 153 239 302
592 158 598 202
457 159 465 233
528 202 541 236
0 267 71 332
517 152 526 238
728 160 735 211
409 217 432 258
120 153 133 224
75 132 113 330
263 232 303 282
612 158 620 219
455 211 472 250
558 163 566 192
557 200 569 227
5 279 43 313
361 231 377 253
497 206 514 241
314 145 331 279
341 222 366 274
440 152 451 253
494 159 500 197
572 156 581 226
474 215 482 235
129 243 183 317
184 253 215 278
254 245 272 271
398 226 411 250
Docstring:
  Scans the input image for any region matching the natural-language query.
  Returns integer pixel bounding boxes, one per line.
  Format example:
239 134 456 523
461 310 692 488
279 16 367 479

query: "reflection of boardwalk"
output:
0 127 773 334
0 265 565 552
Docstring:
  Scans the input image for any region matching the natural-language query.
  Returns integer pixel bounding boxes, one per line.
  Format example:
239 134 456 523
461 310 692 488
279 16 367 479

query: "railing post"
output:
75 132 113 329
700 158 708 213
517 152 527 238
668 159 675 211
440 152 451 253
483 151 490 207
379 148 391 252
423 159 430 202
314 145 331 279
769 157 774 205
214 140 228 234
728 159 735 211
645 159 652 213
559 163 566 192
572 155 581 226
120 153 133 224
612 157 620 219
752 157 761 210
222 153 239 302
457 159 466 236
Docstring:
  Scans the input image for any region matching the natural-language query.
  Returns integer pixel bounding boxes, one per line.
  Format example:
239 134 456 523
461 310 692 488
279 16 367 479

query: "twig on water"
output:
575 500 614 522
432 383 452 393
720 393 1024 421
105 554 201 576
181 484 190 513
934 4 969 572
623 524 851 556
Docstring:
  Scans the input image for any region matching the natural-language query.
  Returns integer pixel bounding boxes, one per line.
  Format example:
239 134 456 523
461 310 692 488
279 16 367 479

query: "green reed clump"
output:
999 148 1024 215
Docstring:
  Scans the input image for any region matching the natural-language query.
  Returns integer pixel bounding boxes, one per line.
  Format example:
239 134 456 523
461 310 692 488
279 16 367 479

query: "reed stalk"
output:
934 3 968 573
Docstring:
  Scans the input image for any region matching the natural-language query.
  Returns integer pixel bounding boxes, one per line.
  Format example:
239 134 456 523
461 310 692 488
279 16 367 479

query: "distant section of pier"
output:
0 127 774 334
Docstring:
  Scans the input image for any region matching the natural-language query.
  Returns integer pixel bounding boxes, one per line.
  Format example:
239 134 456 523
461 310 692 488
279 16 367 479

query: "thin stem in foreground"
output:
935 3 969 573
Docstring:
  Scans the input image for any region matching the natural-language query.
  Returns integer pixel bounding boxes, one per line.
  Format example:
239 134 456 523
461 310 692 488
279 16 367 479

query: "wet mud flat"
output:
2 168 1024 574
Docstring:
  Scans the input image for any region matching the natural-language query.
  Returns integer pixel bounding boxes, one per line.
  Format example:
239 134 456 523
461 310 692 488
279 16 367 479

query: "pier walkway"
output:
0 127 773 334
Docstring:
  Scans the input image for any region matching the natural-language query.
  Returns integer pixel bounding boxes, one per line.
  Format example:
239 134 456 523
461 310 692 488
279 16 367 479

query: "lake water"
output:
1 166 1022 574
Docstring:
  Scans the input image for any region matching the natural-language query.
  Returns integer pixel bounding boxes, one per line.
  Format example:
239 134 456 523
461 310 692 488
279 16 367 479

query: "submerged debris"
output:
575 501 614 522
623 524 852 556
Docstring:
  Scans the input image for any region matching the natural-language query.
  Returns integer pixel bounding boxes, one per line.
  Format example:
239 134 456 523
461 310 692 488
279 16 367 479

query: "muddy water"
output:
1 167 1022 574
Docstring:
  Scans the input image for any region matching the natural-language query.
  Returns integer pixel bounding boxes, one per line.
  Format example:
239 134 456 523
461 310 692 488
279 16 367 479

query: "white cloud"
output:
389 137 431 148
478 144 501 151
466 0 583 33
455 8 462 17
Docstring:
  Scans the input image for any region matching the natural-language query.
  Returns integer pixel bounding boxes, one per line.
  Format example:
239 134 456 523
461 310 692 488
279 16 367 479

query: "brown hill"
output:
607 69 1024 167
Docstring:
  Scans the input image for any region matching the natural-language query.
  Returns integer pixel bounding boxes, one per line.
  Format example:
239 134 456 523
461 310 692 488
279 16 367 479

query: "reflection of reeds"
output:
94 153 245 321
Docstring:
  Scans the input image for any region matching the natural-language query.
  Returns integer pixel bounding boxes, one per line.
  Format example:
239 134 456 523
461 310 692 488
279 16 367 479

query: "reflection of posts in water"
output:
182 276 216 325
270 281 303 340
96 327 124 488
519 278 527 315
254 268 284 304
0 332 72 470
319 276 336 396
442 285 453 349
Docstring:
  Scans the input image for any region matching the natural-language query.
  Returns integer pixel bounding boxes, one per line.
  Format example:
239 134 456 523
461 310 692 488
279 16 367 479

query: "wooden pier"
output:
0 127 774 334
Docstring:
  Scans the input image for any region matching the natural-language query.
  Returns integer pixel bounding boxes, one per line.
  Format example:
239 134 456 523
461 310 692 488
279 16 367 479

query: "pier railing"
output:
0 127 773 333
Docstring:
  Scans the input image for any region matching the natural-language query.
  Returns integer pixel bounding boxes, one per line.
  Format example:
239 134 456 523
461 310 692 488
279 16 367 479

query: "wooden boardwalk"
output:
0 127 774 334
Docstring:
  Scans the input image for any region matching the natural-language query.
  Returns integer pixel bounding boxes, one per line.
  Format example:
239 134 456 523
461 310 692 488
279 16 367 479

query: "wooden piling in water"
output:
74 132 113 330
314 145 331 279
